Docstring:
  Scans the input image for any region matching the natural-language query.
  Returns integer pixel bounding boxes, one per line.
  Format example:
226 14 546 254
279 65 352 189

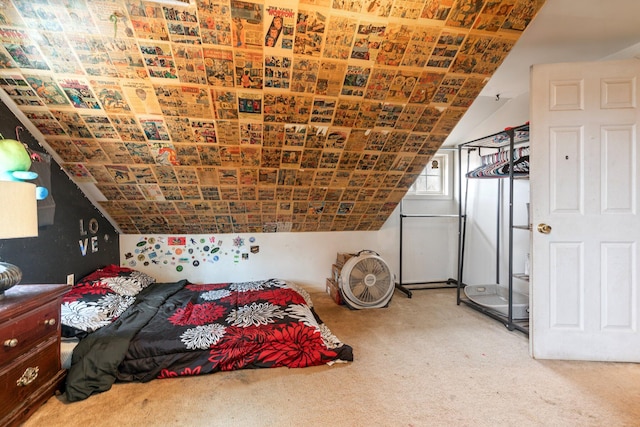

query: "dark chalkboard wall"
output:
0 100 119 284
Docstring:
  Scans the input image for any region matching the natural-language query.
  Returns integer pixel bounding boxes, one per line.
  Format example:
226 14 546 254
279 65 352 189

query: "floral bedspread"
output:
64 277 353 402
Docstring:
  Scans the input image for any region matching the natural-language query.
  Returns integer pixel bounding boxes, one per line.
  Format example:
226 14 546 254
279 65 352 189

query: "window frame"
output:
404 150 454 200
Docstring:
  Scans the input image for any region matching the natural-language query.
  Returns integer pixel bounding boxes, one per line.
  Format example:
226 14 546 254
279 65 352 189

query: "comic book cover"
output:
56 77 100 109
341 65 370 97
427 30 466 69
65 34 118 77
390 0 424 19
237 91 262 119
344 128 368 151
401 133 428 153
412 105 444 133
262 122 285 146
501 0 545 32
0 0 25 27
0 73 43 107
87 0 135 38
315 60 346 96
203 47 235 86
23 109 66 136
293 8 326 57
239 121 263 144
163 5 201 44
375 24 411 67
400 26 440 68
409 71 445 104
234 49 263 89
421 0 454 20
280 148 303 168
32 31 83 74
174 144 202 166
395 104 425 130
325 127 349 149
98 141 134 163
260 147 281 168
431 75 466 105
89 78 131 113
139 116 172 142
44 138 82 162
83 164 115 183
81 113 119 139
0 27 49 70
375 103 403 128
263 2 295 50
124 143 156 164
230 0 264 49
220 146 242 166
191 119 218 143
70 138 109 163
162 116 192 142
211 88 239 119
474 37 516 75
363 67 395 100
198 144 222 166
139 41 178 79
121 80 162 114
323 15 357 60
310 97 336 123
431 108 465 134
48 110 90 138
215 120 240 144
139 184 166 201
241 146 261 166
360 0 393 17
304 124 327 148
149 142 179 165
283 124 306 146
300 148 320 168
445 0 484 29
128 1 170 41
104 37 147 79
332 99 358 127
197 0 233 45
354 100 382 129
452 76 486 108
351 21 385 62
173 44 207 84
62 163 95 183
105 165 136 184
264 54 292 89
383 130 409 152
289 57 317 93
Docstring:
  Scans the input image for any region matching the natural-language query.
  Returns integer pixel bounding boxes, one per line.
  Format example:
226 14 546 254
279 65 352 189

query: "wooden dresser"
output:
0 284 68 427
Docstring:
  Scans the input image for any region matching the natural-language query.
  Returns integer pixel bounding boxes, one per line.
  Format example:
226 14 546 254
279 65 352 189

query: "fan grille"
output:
341 254 394 309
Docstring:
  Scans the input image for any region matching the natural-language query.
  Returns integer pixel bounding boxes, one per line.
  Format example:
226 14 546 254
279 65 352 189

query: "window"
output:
406 151 452 199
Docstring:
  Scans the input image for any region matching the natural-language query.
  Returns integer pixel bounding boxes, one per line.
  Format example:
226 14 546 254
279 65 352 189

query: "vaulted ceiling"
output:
0 0 545 234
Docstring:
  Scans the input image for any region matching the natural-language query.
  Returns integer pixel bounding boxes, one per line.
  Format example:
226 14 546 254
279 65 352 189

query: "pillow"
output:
61 265 156 338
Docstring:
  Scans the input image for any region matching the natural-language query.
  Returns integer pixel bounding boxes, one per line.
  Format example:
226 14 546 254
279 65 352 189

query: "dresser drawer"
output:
0 337 60 420
0 301 59 366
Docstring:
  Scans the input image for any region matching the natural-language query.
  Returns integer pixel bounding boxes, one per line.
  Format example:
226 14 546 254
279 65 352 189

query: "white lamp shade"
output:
0 181 38 239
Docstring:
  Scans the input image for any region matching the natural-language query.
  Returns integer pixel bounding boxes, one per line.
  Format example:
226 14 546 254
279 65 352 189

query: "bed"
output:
60 265 353 402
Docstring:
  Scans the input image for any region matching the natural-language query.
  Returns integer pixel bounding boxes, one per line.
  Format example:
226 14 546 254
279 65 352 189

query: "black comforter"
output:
65 279 353 402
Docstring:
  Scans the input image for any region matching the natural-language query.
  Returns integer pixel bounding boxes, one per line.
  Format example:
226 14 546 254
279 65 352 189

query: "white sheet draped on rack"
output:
466 146 529 178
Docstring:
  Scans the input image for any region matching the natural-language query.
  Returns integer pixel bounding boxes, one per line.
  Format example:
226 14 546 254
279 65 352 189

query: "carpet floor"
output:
24 287 640 427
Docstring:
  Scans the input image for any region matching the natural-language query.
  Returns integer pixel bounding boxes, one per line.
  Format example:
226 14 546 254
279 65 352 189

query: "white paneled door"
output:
530 58 640 362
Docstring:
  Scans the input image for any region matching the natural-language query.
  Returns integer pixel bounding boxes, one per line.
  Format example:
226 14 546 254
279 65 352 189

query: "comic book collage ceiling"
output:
0 0 545 234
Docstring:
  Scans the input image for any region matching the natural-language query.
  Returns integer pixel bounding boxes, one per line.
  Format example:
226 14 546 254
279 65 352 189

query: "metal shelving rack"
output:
456 123 530 335
395 200 458 298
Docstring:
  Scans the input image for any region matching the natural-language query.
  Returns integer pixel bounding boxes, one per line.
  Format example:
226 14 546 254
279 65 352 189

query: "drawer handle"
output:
44 318 56 326
4 338 18 348
17 366 39 387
